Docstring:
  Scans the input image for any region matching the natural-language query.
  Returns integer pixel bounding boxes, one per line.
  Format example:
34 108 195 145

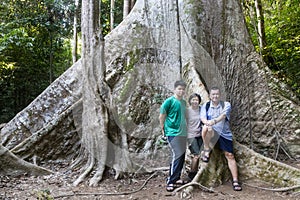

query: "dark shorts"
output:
187 136 203 155
217 136 233 153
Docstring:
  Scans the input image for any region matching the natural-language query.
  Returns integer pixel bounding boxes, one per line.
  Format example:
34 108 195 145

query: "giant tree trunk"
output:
1 0 300 193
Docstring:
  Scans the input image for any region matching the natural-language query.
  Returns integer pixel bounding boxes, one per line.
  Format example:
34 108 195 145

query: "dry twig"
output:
54 171 158 199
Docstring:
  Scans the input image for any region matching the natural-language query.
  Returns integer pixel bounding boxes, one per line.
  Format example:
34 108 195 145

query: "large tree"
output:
1 0 300 196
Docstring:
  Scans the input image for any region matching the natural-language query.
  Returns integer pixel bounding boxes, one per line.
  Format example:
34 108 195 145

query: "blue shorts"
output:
217 136 233 153
187 136 203 155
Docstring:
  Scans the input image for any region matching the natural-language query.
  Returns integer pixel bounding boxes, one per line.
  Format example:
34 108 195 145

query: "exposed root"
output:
0 123 5 130
89 164 106 187
148 166 169 172
54 171 158 199
0 144 53 176
141 166 169 174
181 160 209 195
243 182 300 192
73 155 95 186
70 148 87 170
174 182 215 193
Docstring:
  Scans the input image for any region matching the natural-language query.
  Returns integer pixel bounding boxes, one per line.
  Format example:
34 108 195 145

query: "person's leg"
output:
188 137 201 171
224 151 242 191
218 136 242 191
187 154 199 181
167 136 187 185
191 155 200 172
224 151 238 180
201 125 214 161
187 137 201 180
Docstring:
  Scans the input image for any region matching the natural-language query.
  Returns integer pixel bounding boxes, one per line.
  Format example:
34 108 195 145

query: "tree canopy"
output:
0 0 74 122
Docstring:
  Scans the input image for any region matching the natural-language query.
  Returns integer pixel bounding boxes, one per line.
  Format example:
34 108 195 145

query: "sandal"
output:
201 149 211 163
175 179 188 186
232 180 242 191
166 184 175 192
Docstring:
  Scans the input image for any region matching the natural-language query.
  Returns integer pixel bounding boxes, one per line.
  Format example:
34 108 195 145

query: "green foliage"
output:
101 0 123 35
0 0 125 123
0 0 74 123
263 0 300 95
0 62 16 123
242 0 300 98
35 189 54 200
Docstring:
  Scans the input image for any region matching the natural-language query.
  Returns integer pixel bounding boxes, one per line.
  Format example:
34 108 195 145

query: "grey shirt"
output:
186 107 202 138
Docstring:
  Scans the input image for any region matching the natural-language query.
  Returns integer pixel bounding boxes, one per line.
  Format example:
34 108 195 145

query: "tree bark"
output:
130 0 135 9
110 0 115 31
0 144 53 176
72 0 80 63
123 0 130 19
75 0 108 187
254 0 266 53
183 142 300 196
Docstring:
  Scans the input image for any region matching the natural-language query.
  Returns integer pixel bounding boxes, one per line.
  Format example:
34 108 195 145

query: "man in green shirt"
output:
159 80 187 192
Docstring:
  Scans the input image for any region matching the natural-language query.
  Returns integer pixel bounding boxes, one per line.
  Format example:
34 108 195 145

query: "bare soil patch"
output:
1 160 299 200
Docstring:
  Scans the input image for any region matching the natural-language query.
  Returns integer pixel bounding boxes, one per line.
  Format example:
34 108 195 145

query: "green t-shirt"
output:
160 96 187 137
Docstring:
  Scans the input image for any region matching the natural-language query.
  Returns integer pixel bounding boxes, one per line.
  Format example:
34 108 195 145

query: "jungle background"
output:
0 0 300 199
0 0 299 125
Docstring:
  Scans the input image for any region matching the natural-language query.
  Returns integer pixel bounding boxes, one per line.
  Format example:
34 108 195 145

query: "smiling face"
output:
174 85 186 99
190 96 200 108
209 88 221 104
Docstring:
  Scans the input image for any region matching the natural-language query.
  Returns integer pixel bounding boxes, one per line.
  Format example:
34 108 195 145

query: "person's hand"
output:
161 128 165 136
159 135 168 145
205 120 214 126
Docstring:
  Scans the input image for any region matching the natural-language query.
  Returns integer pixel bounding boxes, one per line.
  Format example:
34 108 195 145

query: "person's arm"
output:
212 113 226 124
200 103 214 126
213 101 231 124
200 116 210 125
159 113 166 136
200 103 207 124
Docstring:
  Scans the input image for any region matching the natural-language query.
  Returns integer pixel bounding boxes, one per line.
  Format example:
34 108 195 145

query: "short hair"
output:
210 86 220 93
188 93 201 105
174 80 186 89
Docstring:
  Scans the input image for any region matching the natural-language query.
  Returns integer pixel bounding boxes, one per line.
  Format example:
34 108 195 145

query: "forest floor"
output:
0 159 300 200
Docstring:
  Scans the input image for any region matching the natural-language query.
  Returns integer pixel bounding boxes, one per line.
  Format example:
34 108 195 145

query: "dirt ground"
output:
1 160 300 200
